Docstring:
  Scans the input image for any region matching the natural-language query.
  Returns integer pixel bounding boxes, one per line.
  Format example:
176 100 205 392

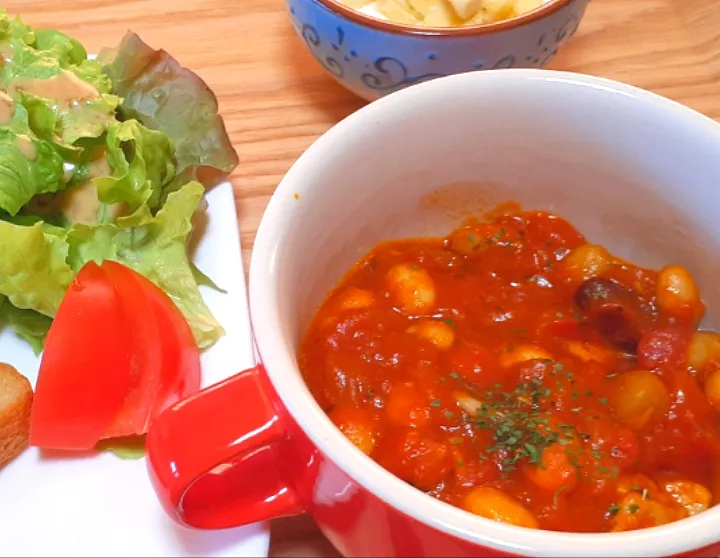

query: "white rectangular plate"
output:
0 182 269 558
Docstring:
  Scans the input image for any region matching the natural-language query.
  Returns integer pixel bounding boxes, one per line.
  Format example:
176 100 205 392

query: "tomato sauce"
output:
298 209 720 533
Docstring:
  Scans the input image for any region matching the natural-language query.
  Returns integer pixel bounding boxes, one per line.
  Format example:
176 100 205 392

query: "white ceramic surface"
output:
249 70 720 556
0 182 269 558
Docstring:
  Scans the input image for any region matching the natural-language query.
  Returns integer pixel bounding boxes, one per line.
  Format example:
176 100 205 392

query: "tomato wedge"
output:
101 261 164 438
134 271 201 418
29 262 134 450
102 261 200 432
30 260 202 451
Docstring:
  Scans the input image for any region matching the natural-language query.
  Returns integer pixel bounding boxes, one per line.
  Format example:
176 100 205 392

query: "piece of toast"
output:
0 363 33 468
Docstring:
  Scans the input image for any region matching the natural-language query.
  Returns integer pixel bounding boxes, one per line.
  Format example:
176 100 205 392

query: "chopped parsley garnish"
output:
430 399 441 407
607 503 620 517
465 379 573 474
443 318 456 328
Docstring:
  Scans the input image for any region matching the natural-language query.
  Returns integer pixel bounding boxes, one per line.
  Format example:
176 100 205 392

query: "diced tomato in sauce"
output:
298 208 720 533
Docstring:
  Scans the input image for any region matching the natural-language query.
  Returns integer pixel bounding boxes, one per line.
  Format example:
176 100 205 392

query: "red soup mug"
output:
146 70 720 557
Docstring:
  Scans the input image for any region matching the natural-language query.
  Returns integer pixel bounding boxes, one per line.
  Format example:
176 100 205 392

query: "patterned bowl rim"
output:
312 0 576 37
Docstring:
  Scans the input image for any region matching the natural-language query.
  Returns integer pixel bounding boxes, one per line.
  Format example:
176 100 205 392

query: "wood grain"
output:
3 0 718 556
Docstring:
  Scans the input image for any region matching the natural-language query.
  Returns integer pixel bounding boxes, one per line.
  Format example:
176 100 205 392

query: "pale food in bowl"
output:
350 0 545 27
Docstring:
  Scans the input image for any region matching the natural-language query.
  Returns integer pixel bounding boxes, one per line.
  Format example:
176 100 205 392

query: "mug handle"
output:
146 364 303 529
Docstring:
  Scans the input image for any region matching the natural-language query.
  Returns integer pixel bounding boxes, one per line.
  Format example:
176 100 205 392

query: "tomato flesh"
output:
101 261 164 438
30 262 134 450
30 260 202 450
139 277 201 418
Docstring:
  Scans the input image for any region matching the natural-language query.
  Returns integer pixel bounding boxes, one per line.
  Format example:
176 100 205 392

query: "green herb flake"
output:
443 318 456 328
607 503 620 517
430 399 441 407
628 504 640 514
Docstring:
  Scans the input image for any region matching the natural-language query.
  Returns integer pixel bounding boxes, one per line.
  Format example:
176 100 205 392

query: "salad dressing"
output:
14 70 99 108
58 153 125 225
87 154 111 179
0 92 13 125
0 13 236 353
0 42 12 63
14 135 36 160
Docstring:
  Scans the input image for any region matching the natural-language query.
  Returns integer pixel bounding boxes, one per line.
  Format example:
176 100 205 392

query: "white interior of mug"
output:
250 69 720 556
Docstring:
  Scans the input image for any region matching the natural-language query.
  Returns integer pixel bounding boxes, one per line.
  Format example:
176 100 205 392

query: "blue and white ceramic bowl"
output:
286 0 591 101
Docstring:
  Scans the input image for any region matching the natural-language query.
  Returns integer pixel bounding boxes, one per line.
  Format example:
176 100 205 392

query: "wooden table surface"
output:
6 0 719 556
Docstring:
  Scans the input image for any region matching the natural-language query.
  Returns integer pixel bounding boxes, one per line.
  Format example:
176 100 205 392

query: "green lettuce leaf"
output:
0 11 119 146
0 219 73 316
100 31 238 187
66 181 224 348
0 12 34 47
55 93 120 145
0 301 52 354
0 13 225 353
0 102 66 215
33 28 87 68
96 435 146 460
93 120 175 212
191 262 227 294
